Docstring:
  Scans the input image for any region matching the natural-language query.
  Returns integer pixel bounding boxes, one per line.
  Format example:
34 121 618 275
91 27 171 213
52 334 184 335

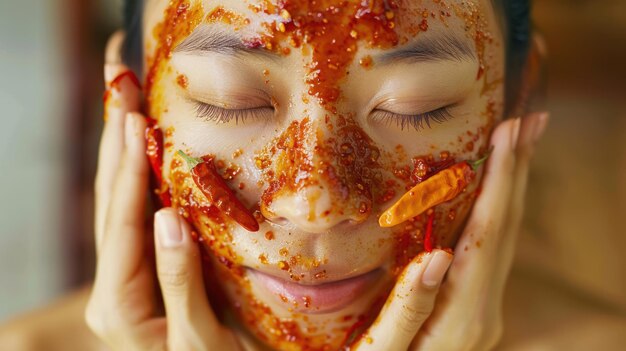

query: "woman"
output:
86 0 548 350
0 0 548 350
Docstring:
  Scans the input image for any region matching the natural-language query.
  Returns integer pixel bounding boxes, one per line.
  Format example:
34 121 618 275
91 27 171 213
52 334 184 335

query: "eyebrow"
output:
174 25 278 60
175 25 476 65
377 33 477 64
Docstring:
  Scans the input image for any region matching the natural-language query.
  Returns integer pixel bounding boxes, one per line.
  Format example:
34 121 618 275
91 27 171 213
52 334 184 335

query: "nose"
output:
259 115 380 233
263 183 363 233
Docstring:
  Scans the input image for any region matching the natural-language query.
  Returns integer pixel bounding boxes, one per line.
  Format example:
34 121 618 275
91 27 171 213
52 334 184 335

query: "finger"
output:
509 112 549 232
454 118 521 273
105 31 124 64
353 250 453 351
466 113 551 351
495 112 549 283
95 32 142 251
154 208 239 351
411 119 522 350
95 69 138 251
98 113 149 286
88 113 155 346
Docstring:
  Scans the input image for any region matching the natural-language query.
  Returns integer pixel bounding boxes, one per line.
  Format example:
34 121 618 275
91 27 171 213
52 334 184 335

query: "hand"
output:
85 32 243 351
352 113 549 350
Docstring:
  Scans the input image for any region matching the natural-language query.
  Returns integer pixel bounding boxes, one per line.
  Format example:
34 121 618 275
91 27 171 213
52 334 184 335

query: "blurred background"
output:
0 0 624 348
0 0 122 320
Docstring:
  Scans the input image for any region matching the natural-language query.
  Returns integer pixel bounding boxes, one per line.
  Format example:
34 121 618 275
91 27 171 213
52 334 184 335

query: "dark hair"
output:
121 0 532 113
121 0 144 73
499 0 533 114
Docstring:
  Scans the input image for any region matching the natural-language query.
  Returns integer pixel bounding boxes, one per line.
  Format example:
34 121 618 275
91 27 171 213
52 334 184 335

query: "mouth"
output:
248 268 383 314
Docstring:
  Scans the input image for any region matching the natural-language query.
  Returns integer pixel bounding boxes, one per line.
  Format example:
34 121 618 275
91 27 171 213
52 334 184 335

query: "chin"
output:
207 255 395 350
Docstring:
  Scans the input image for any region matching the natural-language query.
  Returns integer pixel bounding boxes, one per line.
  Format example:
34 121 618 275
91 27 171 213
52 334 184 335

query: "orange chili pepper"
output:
178 150 259 232
379 151 491 228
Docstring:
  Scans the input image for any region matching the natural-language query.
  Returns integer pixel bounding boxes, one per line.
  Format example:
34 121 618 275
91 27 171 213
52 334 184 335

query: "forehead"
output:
144 0 501 43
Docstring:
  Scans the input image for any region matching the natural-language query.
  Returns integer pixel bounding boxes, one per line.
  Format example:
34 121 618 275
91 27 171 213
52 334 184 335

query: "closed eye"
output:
370 105 454 131
193 101 274 125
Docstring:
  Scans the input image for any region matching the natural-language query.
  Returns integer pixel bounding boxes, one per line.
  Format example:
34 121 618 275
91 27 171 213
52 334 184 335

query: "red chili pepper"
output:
102 70 142 121
145 118 164 184
109 70 142 90
145 117 171 207
102 89 112 104
178 150 259 232
424 211 435 253
342 315 368 349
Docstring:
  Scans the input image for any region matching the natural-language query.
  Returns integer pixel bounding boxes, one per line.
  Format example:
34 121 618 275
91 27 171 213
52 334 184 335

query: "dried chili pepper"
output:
103 70 142 104
102 70 142 122
145 118 164 183
342 315 369 349
379 150 491 228
178 150 259 232
110 70 142 90
145 117 171 207
424 211 435 252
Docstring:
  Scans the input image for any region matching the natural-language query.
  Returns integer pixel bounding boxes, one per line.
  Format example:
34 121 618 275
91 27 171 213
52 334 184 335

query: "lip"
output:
248 268 383 314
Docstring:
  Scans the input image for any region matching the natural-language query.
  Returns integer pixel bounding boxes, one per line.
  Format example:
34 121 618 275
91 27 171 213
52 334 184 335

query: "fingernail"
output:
533 112 550 143
510 118 522 151
180 219 192 242
156 210 183 248
422 250 453 289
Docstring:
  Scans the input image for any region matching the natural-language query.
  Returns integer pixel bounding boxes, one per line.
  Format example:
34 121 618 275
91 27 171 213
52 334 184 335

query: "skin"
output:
85 1 549 350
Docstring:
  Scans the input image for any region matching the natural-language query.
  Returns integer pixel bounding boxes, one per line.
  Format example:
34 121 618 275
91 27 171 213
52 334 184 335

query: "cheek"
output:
380 164 481 273
431 188 480 248
378 117 493 260
156 72 267 206
167 153 261 267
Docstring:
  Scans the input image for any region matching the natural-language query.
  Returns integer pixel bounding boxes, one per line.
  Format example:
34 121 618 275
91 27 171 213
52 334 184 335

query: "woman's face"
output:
142 0 503 348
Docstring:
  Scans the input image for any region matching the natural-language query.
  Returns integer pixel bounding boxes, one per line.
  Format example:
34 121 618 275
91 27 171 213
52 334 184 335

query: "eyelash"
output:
371 106 454 131
193 101 274 125
193 99 453 131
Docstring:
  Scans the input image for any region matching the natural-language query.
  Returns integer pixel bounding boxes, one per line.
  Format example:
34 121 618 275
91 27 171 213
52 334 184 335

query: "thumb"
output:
154 208 237 350
353 250 453 351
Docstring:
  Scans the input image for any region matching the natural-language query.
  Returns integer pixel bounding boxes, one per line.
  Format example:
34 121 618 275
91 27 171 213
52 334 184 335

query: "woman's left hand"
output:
352 112 549 351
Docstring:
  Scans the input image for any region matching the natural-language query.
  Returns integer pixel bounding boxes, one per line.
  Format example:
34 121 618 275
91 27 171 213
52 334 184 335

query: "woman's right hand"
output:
85 32 245 351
